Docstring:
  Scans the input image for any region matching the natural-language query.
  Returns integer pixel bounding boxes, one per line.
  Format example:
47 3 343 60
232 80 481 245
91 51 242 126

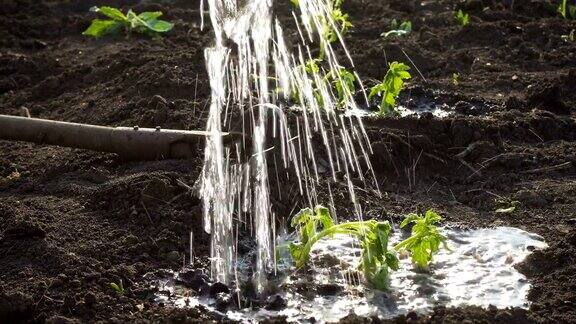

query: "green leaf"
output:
291 208 314 227
146 20 174 33
110 280 124 294
287 207 398 290
399 213 419 228
326 66 356 107
95 6 129 22
371 61 411 115
138 11 163 21
456 9 470 26
83 19 123 38
385 251 399 270
395 210 448 270
558 0 567 18
315 206 335 230
381 20 412 39
85 6 173 38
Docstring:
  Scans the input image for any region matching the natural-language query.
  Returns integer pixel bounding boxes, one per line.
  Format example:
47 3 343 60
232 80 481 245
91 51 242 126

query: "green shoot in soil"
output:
83 6 174 38
558 0 576 19
326 67 356 108
562 29 575 41
452 73 460 86
289 206 399 290
381 19 412 39
395 210 448 270
369 62 412 115
110 280 125 295
319 5 353 59
455 9 470 26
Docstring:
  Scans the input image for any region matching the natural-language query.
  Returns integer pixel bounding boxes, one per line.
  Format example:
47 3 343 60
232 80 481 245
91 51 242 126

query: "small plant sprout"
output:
558 0 576 19
326 66 356 107
452 73 460 86
289 206 399 290
381 19 412 39
455 9 470 26
291 58 324 105
369 62 412 115
83 6 174 38
395 210 449 270
562 29 575 42
319 6 353 59
110 279 125 295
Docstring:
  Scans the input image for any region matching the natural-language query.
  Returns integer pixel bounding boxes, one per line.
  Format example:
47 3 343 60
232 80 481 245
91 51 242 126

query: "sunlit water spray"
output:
198 0 378 291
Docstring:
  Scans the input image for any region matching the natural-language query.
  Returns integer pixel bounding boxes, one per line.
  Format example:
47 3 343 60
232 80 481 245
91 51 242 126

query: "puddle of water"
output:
148 227 547 323
344 103 452 119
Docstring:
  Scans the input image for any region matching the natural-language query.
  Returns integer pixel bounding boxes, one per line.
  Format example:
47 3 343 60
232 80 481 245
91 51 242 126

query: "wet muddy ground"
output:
1 0 575 322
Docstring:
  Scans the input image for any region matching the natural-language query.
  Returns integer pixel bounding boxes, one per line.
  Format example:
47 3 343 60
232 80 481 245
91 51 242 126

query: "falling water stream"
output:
198 0 377 291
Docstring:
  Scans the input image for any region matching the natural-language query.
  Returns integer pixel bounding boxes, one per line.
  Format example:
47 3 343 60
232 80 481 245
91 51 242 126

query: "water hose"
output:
0 114 241 160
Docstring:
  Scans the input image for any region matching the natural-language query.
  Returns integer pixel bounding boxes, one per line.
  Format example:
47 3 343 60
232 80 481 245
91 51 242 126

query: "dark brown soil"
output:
1 0 575 323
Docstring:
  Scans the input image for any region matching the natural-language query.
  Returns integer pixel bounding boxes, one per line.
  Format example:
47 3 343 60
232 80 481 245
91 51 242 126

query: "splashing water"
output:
198 0 378 292
151 226 547 322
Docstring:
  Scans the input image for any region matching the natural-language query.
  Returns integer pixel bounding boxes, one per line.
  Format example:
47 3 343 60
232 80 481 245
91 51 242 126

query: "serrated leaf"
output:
395 210 448 270
399 213 419 228
315 206 334 230
291 208 313 227
371 61 411 115
288 207 398 290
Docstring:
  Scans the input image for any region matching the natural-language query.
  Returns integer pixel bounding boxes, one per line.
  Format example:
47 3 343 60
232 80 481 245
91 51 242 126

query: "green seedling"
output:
289 206 399 290
455 9 470 26
558 0 576 18
319 8 353 59
395 210 449 270
381 19 412 39
110 279 125 295
562 29 575 41
325 66 356 107
83 6 174 38
291 59 324 105
495 199 520 214
452 73 460 86
369 61 412 115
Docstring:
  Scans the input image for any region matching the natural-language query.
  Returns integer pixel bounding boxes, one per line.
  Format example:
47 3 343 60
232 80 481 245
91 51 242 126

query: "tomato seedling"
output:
83 6 174 38
455 9 470 26
369 61 412 116
395 210 449 270
325 66 356 108
289 206 399 290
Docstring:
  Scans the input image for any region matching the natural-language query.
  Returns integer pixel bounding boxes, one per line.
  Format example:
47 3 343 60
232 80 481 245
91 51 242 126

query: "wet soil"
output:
1 0 575 322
